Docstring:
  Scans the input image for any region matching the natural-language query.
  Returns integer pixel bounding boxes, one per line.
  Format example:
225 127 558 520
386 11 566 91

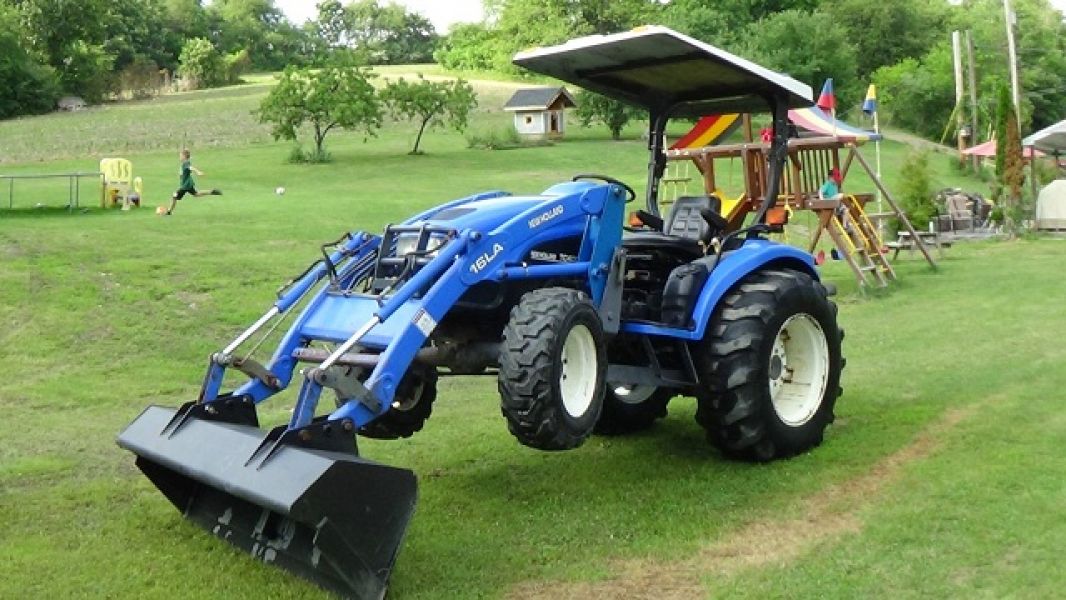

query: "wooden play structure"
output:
664 114 937 289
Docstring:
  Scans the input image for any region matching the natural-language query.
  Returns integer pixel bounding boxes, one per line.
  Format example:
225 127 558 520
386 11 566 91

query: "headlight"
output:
394 233 419 257
394 232 448 258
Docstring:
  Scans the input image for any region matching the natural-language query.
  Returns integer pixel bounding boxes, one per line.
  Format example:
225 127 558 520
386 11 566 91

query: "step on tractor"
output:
118 26 845 600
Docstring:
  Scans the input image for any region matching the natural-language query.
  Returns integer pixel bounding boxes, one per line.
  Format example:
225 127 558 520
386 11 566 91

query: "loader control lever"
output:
572 174 636 203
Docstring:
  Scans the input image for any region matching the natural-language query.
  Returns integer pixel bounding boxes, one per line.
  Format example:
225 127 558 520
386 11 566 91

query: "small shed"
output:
503 87 576 139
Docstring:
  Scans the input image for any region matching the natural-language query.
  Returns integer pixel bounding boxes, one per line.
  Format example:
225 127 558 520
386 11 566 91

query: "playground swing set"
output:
659 108 937 289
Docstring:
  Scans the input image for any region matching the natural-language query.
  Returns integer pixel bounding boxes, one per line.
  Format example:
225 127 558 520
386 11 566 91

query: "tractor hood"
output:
411 181 600 233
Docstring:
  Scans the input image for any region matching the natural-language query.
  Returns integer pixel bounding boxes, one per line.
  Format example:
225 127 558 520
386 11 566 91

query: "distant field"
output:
3 68 1063 600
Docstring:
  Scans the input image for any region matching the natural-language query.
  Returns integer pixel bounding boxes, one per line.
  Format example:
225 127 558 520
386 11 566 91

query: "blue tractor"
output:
119 27 844 599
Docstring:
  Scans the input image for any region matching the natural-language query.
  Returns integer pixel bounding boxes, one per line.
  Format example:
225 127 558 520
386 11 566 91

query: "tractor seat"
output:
622 195 723 258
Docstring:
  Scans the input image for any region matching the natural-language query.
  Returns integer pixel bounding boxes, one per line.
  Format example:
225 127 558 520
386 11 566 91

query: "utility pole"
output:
965 30 980 171
952 31 966 165
1004 0 1022 126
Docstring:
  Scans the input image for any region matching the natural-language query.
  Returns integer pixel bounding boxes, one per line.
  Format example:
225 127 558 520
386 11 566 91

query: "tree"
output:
256 61 382 161
574 89 642 140
434 23 501 72
831 0 948 79
0 5 60 118
995 85 1025 238
313 0 438 64
736 10 860 109
380 75 477 154
871 43 956 140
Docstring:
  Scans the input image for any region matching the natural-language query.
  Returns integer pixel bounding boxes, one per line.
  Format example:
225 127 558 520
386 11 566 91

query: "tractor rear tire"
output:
498 288 606 450
594 385 672 435
695 269 843 461
358 368 438 440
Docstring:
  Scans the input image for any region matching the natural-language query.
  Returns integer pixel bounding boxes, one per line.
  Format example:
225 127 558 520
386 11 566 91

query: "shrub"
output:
224 49 252 85
897 150 937 231
178 38 225 89
465 126 523 150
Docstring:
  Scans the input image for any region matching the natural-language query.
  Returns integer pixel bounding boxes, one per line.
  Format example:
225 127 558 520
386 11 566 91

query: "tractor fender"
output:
687 241 817 340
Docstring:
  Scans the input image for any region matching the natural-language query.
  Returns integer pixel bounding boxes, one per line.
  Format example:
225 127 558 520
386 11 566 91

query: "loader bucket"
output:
117 405 417 600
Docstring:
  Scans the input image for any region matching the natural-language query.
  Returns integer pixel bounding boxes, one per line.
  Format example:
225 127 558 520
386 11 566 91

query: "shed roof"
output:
503 87 576 112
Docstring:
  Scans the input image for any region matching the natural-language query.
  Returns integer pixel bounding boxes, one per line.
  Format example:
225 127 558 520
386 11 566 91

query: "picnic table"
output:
884 230 951 260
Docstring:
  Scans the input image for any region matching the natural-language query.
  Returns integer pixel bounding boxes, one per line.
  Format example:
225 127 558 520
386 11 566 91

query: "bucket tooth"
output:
118 405 417 600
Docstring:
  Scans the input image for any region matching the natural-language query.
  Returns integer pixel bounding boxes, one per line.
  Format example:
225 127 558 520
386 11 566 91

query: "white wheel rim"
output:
609 383 656 405
560 323 598 418
768 313 829 426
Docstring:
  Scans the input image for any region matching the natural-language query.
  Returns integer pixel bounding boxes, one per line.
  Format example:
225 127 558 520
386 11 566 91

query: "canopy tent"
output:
1036 179 1066 230
1023 119 1066 154
962 139 1044 159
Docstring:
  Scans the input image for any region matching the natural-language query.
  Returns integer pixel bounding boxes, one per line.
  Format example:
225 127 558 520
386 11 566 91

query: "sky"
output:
274 0 485 32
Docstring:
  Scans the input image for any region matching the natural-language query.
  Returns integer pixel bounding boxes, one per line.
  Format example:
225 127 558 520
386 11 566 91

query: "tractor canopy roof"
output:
513 26 812 118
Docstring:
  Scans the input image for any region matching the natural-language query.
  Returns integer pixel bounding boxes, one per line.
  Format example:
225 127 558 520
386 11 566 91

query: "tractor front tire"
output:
358 368 438 440
695 269 843 461
594 385 672 435
498 288 606 450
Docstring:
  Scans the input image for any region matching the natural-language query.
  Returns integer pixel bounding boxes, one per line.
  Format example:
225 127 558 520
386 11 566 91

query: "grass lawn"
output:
2 74 1064 599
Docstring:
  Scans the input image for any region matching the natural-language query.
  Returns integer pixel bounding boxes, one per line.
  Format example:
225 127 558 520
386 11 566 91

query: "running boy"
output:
166 149 222 215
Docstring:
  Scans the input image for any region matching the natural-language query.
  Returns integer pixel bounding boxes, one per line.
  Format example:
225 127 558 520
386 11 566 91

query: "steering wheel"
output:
572 173 637 203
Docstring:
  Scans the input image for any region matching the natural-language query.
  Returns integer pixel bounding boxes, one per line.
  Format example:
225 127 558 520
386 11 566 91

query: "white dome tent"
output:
1036 180 1066 231
1024 119 1066 231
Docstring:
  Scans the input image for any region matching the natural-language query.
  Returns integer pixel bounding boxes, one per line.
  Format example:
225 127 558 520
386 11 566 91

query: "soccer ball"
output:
155 206 167 215
275 186 286 196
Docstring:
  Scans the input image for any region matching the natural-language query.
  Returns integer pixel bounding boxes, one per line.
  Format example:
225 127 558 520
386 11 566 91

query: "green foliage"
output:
311 0 438 65
575 89 641 140
464 124 527 150
872 43 956 140
59 40 116 103
994 84 1011 184
660 0 742 47
737 10 859 108
380 75 477 154
831 0 948 79
256 62 382 157
1000 90 1026 237
898 150 937 230
117 56 162 99
224 49 252 85
178 37 225 89
0 6 60 118
434 23 501 72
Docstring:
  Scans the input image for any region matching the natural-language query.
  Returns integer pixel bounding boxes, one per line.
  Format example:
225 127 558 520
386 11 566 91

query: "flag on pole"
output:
816 78 836 111
862 84 878 115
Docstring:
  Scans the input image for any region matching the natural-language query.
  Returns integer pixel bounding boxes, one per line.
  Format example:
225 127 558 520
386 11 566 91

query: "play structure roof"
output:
787 106 881 142
513 26 812 117
1023 119 1066 154
962 139 1044 158
669 106 879 150
503 87 576 112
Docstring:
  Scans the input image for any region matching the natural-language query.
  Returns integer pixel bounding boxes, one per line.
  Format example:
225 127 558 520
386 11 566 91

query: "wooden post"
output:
851 147 938 268
742 113 753 143
966 30 980 172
